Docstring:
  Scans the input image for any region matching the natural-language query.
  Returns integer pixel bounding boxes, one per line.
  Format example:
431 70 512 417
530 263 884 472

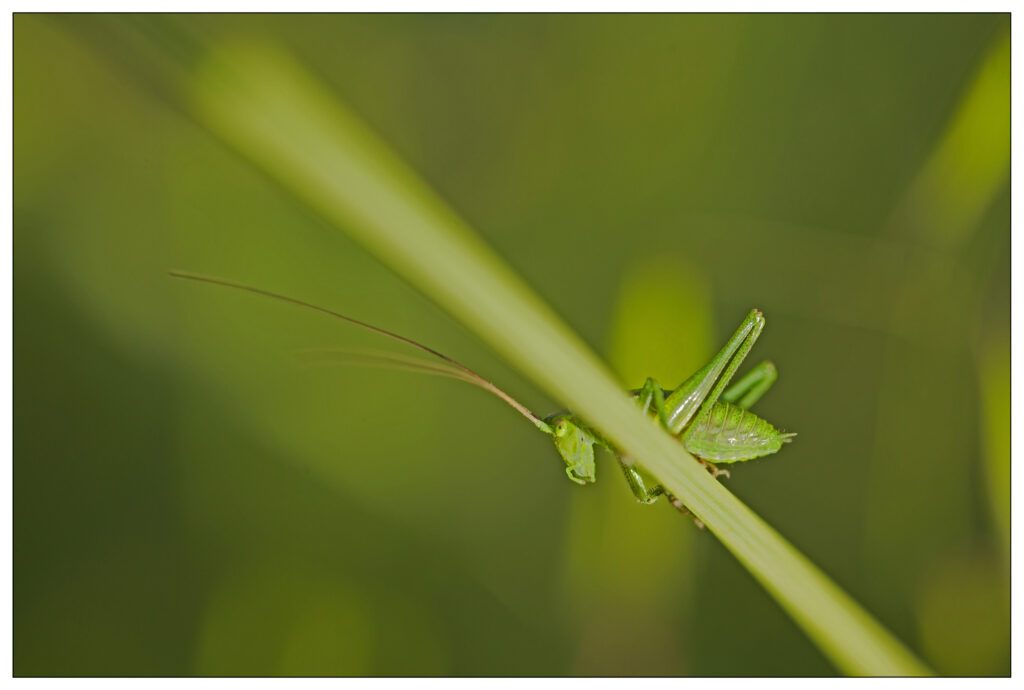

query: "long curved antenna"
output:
296 348 530 399
295 348 507 387
296 348 479 381
169 270 552 433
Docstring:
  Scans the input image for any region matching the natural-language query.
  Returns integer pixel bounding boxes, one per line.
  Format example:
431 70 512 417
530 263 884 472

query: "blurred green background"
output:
14 14 1009 676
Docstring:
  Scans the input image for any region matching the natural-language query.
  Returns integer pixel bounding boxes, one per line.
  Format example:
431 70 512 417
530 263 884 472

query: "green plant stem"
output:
185 40 930 676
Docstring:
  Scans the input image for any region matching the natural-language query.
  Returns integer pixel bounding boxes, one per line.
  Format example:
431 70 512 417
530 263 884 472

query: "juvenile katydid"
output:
170 272 794 516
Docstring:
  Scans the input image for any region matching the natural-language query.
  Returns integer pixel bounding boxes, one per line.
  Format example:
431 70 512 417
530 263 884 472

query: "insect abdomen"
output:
683 402 790 463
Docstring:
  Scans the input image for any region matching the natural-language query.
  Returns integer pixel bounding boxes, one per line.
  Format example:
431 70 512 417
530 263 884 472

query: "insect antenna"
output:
295 348 504 390
169 271 553 433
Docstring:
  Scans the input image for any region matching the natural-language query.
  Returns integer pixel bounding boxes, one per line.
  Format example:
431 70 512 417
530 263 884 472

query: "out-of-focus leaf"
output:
891 29 1009 247
861 28 1010 650
978 334 1009 553
916 553 1009 676
196 566 374 675
607 257 715 387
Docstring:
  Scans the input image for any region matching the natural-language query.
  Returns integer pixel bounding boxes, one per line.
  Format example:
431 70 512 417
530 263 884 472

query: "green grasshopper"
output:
171 272 794 513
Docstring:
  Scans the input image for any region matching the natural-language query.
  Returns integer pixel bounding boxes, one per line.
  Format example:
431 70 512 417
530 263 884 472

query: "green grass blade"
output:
186 40 930 676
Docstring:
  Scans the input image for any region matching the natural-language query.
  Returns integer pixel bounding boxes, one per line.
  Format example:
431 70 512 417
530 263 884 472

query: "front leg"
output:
617 458 665 504
636 377 671 430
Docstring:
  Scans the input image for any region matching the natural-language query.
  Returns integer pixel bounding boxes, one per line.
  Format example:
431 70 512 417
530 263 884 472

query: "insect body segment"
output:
170 272 794 516
684 401 791 463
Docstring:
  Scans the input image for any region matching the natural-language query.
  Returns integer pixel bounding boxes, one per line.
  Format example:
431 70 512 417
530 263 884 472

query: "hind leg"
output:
721 360 777 410
664 310 765 435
